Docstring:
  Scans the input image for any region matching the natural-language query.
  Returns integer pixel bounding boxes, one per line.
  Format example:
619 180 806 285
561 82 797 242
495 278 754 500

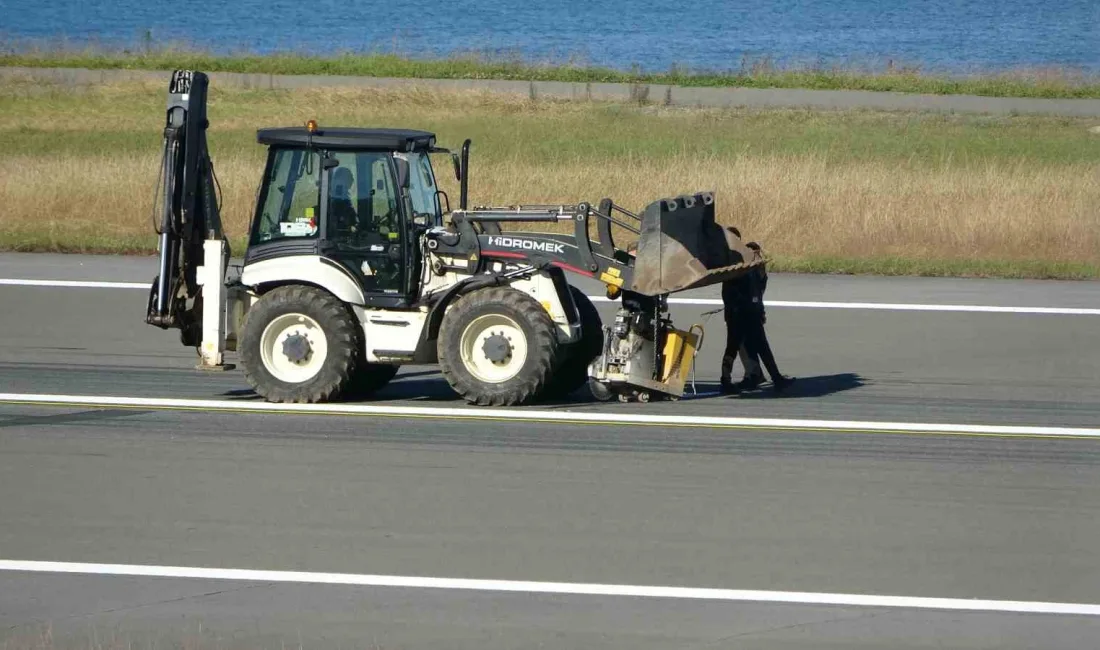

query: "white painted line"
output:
2 392 1099 439
595 296 1100 315
740 300 1100 316
1 559 1097 616
0 279 148 289
4 278 1098 315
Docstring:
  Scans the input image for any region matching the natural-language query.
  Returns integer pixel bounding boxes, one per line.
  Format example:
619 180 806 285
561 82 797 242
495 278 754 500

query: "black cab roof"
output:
256 127 440 151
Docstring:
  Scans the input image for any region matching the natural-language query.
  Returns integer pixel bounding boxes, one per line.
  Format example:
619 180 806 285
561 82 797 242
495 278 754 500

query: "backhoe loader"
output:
145 70 763 405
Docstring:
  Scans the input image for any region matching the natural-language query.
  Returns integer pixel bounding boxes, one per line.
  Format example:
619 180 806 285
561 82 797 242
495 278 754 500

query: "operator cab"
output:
247 124 450 307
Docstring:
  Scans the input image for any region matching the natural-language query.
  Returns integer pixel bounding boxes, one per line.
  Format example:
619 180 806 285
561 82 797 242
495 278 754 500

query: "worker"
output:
735 241 766 388
742 241 793 392
719 227 752 393
328 167 358 231
734 241 789 392
720 233 794 394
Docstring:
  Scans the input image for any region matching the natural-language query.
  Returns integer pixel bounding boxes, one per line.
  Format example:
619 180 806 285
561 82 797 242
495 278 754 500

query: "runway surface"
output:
1 253 1099 648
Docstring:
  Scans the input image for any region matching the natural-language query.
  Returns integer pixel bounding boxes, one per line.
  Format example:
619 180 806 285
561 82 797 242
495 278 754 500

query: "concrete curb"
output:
3 66 1100 117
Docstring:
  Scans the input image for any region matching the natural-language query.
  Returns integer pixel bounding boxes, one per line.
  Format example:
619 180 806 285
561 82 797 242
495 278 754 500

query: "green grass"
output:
4 44 1100 99
2 81 1097 166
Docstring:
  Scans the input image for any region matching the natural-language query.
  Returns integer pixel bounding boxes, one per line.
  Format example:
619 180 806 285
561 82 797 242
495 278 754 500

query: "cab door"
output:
319 150 410 307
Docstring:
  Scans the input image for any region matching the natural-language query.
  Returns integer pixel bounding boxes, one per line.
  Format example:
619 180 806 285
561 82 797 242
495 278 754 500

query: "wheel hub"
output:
259 312 329 384
281 333 312 364
481 333 513 364
459 314 529 384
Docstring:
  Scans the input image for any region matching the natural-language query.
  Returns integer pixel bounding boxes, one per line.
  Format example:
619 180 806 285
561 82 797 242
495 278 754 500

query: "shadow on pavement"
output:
220 371 862 405
735 373 866 399
222 368 450 401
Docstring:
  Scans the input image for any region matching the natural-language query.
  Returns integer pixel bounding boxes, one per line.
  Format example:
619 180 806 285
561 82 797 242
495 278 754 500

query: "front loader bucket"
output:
628 192 762 296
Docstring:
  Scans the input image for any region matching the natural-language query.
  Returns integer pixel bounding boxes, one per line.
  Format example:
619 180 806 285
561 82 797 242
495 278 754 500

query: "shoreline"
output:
2 48 1099 101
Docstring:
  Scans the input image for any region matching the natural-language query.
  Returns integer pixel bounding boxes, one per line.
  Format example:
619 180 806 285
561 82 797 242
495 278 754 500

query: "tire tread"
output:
238 285 359 403
437 286 559 406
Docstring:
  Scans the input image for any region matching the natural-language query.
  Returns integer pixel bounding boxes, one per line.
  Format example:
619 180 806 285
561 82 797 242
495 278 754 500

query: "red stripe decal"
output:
552 261 596 277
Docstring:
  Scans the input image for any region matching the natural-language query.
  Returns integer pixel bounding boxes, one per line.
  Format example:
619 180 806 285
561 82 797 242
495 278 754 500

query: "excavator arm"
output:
145 70 231 366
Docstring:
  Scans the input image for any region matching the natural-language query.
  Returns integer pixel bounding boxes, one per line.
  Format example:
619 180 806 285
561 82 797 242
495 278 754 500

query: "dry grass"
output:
4 151 1097 268
478 157 1100 264
2 79 1099 276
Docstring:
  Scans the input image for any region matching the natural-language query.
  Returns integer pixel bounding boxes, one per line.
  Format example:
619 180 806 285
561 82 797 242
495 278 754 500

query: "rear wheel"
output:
239 285 359 403
438 286 559 406
541 286 604 400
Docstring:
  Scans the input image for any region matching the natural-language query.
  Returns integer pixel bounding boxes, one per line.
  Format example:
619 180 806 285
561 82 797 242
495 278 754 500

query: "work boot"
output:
772 375 796 393
720 379 740 395
737 373 764 391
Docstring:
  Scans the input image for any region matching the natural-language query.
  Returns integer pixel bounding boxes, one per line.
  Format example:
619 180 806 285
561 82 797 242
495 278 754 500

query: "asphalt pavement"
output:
2 253 1099 648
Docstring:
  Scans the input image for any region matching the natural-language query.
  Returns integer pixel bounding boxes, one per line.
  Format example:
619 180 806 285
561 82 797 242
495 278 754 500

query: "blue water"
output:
3 0 1098 73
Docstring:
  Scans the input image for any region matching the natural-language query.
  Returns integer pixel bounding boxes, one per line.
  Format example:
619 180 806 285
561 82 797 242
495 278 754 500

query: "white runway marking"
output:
0 279 149 289
599 296 1100 315
2 392 1099 439
1 559 1097 616
3 278 1098 315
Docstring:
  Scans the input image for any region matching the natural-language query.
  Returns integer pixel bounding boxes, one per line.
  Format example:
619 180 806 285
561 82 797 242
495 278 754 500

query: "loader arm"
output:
145 70 231 362
433 192 762 298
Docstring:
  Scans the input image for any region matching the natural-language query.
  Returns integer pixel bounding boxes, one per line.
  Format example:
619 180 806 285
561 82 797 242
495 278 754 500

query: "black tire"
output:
238 285 359 403
541 286 604 400
344 363 400 400
438 286 560 406
588 378 614 402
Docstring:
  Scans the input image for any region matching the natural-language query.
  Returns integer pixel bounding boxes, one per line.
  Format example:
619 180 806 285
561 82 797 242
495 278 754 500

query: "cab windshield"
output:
398 151 441 225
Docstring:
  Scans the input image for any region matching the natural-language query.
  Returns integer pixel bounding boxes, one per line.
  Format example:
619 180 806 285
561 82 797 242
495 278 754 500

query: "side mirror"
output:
394 157 411 190
451 153 462 181
322 156 340 171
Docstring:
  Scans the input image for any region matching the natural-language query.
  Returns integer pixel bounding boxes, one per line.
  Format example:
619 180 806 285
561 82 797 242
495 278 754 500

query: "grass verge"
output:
1 78 1098 279
3 45 1100 99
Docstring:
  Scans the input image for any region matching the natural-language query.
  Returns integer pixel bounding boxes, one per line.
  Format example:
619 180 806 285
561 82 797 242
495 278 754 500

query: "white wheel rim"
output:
259 313 329 384
459 314 528 384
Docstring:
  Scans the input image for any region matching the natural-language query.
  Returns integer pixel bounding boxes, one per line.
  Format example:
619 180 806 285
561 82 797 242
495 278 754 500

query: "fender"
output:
240 255 366 306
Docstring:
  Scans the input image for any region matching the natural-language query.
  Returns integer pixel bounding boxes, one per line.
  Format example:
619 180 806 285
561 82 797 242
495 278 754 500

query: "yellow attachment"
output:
599 271 624 287
306 119 319 133
660 327 700 385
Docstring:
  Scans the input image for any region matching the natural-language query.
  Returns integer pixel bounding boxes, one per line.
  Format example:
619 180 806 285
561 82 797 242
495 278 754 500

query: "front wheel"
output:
438 286 560 406
238 285 360 403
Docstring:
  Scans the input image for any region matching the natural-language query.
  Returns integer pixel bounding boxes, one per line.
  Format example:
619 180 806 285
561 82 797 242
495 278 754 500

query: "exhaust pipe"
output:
460 138 471 211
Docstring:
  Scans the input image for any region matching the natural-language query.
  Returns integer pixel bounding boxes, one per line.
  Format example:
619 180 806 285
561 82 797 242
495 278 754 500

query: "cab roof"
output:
256 127 440 152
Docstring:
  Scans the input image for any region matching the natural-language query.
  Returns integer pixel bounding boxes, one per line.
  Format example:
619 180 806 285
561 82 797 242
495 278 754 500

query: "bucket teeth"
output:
629 191 761 296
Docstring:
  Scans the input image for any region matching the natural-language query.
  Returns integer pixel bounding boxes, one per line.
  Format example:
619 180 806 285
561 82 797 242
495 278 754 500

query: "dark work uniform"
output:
721 266 785 390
